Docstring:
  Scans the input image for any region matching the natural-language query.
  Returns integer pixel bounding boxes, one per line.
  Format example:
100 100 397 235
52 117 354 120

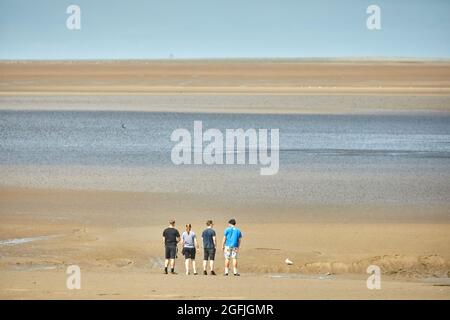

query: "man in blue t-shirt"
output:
201 220 217 275
221 218 243 276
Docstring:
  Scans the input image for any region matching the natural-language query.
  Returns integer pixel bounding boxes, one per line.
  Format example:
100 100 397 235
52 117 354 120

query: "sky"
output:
0 0 449 60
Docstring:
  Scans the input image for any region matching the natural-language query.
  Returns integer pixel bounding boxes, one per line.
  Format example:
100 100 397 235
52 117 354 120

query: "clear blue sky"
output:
0 0 449 60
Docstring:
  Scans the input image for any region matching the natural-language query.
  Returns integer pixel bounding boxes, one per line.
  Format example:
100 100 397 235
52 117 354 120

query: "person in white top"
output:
181 224 200 275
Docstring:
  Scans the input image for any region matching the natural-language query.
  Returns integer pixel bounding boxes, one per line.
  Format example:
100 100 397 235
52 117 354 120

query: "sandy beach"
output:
0 61 449 299
0 187 449 299
1 60 450 114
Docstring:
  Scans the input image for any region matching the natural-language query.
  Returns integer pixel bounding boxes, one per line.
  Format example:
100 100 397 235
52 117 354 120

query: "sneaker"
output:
224 273 229 276
211 271 216 276
203 271 208 275
194 272 198 275
234 273 240 276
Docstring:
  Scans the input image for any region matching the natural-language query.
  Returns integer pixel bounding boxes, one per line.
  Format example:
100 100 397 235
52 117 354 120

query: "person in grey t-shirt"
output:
181 224 199 275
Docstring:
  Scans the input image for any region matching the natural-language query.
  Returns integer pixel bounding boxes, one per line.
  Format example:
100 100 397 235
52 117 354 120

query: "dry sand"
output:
1 60 450 113
2 271 449 300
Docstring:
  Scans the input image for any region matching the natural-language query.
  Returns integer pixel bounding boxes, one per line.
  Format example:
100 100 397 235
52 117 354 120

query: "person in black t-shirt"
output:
162 219 180 274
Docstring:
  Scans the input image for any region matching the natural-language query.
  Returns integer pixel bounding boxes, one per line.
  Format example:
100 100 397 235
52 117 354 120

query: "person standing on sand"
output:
162 219 180 274
181 224 200 275
222 219 242 276
201 220 217 275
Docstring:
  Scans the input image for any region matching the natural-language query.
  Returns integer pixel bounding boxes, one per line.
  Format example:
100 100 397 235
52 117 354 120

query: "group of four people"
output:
162 218 243 276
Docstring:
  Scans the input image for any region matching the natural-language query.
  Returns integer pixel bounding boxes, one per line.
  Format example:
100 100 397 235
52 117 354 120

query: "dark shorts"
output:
165 245 177 259
182 247 196 259
203 248 216 261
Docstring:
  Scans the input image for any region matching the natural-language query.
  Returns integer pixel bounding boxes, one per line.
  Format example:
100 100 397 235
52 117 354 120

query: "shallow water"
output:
1 111 449 208
1 111 449 165
0 235 61 246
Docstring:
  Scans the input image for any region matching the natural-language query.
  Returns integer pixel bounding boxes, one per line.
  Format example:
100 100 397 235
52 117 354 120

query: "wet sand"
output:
0 187 449 299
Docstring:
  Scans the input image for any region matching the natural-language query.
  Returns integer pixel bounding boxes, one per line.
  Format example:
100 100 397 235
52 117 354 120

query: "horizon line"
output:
2 57 450 63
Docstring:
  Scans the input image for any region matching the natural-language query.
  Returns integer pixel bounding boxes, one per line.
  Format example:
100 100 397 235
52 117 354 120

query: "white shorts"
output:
224 246 238 259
